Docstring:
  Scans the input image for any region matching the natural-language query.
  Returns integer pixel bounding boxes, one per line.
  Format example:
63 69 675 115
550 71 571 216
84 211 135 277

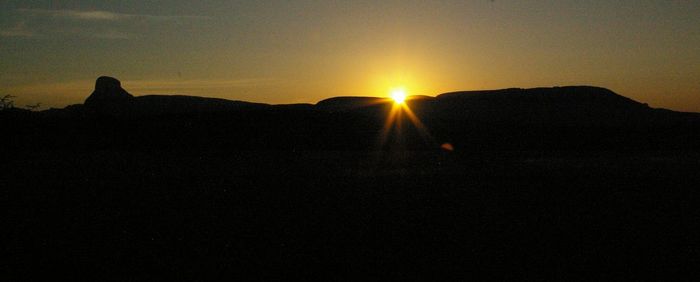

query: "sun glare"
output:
380 85 435 150
390 88 407 104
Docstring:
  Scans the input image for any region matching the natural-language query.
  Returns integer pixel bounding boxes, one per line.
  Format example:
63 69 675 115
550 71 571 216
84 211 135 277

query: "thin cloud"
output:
5 9 211 40
124 79 278 92
16 8 211 22
90 30 134 40
0 21 34 37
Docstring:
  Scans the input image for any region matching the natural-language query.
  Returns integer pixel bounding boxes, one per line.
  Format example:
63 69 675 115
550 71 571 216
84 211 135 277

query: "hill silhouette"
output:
83 76 269 116
74 76 699 128
432 87 650 124
3 76 699 151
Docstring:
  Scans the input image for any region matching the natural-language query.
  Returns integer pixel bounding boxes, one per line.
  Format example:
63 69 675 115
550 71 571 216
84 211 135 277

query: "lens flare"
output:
379 87 437 151
390 88 406 104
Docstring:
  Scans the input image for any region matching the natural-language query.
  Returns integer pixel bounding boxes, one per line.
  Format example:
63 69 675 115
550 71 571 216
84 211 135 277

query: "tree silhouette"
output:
1 95 16 111
25 103 41 111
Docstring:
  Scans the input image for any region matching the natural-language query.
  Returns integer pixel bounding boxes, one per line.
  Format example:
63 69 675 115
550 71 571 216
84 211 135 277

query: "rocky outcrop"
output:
84 76 134 113
315 97 389 112
430 86 653 126
82 76 271 116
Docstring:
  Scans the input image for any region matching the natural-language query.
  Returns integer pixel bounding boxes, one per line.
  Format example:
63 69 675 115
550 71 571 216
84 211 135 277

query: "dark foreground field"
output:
4 82 700 279
5 148 699 280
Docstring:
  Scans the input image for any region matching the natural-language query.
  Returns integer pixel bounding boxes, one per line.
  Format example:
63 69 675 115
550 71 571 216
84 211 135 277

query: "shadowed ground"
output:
3 77 700 279
5 149 699 280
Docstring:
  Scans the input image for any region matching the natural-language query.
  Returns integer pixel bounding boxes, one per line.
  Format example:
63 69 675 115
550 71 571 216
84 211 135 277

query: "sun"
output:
390 88 407 104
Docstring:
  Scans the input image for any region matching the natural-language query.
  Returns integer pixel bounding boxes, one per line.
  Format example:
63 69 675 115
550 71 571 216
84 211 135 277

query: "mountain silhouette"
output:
4 76 699 151
313 86 696 128
316 96 390 112
84 76 268 115
79 76 687 124
83 76 134 114
84 76 134 105
423 87 660 128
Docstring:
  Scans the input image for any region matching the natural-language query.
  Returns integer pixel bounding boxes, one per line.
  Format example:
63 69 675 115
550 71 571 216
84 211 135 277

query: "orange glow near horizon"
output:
2 2 700 112
390 87 407 104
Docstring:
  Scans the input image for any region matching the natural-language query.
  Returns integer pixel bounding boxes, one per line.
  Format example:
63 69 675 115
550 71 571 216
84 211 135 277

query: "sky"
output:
1 0 699 111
